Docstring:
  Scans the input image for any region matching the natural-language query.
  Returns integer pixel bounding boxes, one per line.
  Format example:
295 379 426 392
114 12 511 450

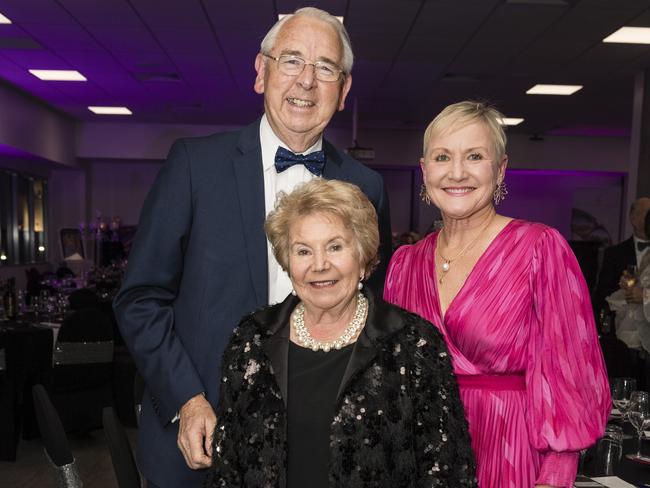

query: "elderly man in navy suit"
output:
113 7 391 487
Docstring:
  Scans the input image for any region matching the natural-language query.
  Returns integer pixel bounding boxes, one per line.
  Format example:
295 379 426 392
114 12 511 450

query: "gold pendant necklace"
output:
437 217 494 284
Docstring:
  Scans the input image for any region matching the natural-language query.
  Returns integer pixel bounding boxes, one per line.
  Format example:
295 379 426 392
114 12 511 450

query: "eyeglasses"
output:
263 53 345 82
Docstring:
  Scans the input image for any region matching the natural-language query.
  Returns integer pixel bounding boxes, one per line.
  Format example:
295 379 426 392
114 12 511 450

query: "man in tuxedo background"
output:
113 8 391 487
594 197 650 313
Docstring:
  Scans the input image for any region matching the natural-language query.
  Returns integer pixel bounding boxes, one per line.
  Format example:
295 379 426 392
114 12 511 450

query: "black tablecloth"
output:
0 321 53 461
615 434 650 485
583 420 650 485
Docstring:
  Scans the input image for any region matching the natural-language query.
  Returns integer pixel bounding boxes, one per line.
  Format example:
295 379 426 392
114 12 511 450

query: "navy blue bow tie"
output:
638 240 650 252
274 146 325 176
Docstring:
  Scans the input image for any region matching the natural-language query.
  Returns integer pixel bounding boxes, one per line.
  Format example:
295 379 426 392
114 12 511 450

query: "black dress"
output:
287 341 354 488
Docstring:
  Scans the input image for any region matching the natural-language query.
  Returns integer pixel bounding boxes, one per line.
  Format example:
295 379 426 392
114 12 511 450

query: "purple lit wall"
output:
499 170 624 241
373 167 625 241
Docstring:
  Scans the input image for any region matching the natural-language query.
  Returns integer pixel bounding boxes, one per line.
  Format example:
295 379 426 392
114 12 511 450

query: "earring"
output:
493 180 508 205
357 281 363 291
291 289 297 296
420 183 431 205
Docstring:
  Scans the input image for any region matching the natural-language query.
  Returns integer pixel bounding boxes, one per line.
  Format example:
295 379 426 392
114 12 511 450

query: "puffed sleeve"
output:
528 227 611 487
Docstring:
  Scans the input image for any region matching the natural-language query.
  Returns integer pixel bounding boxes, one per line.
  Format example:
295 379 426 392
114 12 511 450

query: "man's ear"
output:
254 53 266 94
337 74 352 111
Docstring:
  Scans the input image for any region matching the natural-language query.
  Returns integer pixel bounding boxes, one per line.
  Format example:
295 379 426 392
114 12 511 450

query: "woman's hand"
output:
619 270 636 290
625 286 644 304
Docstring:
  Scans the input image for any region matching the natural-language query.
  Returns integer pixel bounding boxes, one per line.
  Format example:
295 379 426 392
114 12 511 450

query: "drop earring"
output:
420 183 431 205
493 180 508 205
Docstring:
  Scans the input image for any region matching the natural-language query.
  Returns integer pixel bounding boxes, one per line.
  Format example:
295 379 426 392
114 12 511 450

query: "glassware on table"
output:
611 377 637 439
31 295 41 319
611 377 637 419
627 390 649 460
16 289 27 315
593 423 623 475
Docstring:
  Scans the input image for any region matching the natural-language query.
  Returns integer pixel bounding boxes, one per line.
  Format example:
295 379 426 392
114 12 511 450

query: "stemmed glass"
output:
611 377 637 419
627 391 649 460
611 377 637 439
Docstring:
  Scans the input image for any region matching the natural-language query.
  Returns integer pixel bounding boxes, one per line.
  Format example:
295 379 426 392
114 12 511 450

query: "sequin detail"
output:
205 299 477 488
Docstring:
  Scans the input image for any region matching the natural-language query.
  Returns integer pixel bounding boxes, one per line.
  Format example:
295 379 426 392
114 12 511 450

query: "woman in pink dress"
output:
384 101 610 488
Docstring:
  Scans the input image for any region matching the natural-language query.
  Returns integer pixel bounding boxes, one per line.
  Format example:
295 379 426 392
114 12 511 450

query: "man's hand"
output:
177 393 217 469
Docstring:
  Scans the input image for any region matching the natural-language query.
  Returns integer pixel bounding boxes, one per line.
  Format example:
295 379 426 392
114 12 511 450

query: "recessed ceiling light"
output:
0 12 11 24
526 84 582 95
499 118 524 126
603 26 650 44
88 106 132 115
278 13 343 23
29 69 87 81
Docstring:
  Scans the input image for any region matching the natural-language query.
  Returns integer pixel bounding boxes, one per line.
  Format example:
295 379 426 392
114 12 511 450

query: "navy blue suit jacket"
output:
113 119 392 487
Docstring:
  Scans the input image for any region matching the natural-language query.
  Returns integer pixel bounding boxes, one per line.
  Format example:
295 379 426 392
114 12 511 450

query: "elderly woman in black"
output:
205 179 476 488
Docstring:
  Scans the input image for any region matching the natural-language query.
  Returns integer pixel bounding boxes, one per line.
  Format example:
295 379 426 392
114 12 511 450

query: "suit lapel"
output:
233 120 268 307
322 140 345 181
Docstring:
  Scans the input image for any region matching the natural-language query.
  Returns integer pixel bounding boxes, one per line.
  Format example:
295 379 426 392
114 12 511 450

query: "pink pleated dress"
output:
384 220 610 488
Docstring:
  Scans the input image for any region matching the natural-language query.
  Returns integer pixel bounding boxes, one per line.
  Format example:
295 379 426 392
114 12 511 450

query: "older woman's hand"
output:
625 286 644 304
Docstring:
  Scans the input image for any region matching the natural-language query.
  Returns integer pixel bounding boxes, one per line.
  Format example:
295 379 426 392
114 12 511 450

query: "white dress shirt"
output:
260 114 321 304
634 235 650 267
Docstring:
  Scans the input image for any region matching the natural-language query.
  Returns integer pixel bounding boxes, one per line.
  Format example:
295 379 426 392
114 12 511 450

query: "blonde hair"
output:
423 100 507 161
264 178 379 278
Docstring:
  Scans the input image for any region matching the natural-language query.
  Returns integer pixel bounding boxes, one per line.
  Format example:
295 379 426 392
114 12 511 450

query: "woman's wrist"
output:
534 451 579 488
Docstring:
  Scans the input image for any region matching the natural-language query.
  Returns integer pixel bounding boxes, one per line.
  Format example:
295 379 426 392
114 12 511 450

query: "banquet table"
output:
0 320 53 461
583 420 650 486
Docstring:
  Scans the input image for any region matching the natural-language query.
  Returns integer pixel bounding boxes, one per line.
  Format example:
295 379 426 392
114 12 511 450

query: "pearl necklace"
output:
292 293 368 352
437 217 494 284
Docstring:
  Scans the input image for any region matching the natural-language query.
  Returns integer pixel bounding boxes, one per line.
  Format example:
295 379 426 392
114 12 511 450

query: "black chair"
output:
103 406 141 488
32 384 83 487
67 289 101 311
51 308 115 432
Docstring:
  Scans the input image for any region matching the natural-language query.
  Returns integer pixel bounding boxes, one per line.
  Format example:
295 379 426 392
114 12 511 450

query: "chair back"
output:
32 384 84 487
67 289 101 312
54 307 114 389
51 308 115 433
102 406 141 488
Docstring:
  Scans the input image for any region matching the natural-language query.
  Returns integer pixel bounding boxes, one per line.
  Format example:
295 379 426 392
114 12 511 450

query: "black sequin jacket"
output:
205 290 477 488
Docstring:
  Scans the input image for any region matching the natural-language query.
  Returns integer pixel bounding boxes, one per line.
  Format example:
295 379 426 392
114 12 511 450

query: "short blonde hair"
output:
423 100 507 161
264 178 379 278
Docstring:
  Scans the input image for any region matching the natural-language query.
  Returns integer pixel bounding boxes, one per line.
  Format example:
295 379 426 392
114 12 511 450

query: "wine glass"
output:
627 391 649 460
611 377 637 419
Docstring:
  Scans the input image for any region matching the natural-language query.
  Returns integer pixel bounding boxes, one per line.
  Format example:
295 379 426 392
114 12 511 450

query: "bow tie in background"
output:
274 146 325 176
638 240 650 252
